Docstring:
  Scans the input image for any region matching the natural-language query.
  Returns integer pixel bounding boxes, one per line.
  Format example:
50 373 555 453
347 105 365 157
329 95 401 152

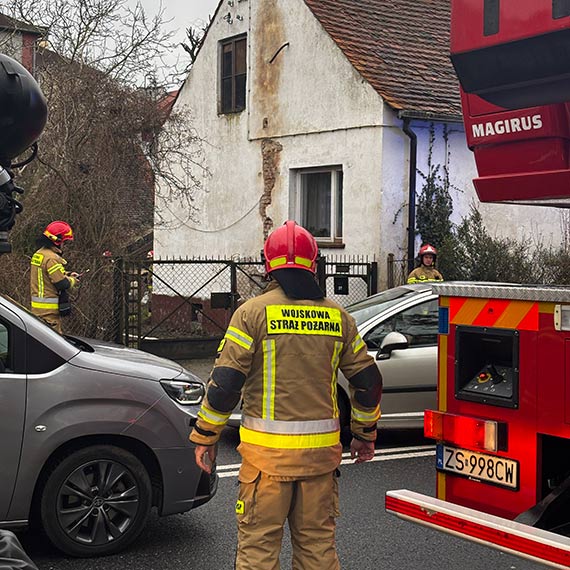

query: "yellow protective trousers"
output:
235 462 340 570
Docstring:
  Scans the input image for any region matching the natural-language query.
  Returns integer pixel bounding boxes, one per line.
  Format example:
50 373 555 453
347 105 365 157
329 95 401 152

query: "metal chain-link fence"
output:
0 254 123 342
122 255 378 347
387 254 410 289
131 259 267 342
322 256 378 306
1 254 378 347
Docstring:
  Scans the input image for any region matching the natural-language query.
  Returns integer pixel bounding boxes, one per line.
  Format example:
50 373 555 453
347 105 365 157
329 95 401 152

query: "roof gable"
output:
0 13 45 36
303 0 461 119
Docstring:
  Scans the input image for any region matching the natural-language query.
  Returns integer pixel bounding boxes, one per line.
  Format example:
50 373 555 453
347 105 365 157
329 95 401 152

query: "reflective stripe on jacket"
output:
407 266 443 284
190 281 382 477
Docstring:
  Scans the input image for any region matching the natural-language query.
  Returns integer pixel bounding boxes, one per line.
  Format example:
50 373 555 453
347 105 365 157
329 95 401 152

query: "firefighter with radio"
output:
407 243 443 284
30 221 79 334
190 220 383 570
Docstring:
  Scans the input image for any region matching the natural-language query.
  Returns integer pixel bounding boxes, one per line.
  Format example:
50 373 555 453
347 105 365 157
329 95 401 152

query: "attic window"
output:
220 35 247 114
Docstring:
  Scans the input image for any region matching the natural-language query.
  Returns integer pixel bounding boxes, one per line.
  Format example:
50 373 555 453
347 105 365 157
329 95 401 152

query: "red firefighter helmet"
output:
264 221 318 274
419 244 437 259
43 221 74 246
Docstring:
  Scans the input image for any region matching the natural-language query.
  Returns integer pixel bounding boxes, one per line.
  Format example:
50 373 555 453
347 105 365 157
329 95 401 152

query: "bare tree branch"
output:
0 0 209 338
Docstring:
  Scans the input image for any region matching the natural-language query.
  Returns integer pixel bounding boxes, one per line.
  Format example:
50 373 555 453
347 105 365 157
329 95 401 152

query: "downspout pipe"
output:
402 117 417 275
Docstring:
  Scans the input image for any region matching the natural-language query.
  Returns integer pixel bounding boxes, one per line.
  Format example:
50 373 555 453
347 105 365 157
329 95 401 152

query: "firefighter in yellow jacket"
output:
190 221 383 570
30 221 78 334
407 243 443 284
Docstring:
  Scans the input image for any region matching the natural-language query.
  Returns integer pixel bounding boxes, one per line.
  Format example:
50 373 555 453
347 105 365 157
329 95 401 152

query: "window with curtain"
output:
220 35 247 114
296 167 343 242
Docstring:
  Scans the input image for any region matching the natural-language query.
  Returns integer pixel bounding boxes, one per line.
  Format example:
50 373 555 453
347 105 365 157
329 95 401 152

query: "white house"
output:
0 13 44 74
155 0 565 290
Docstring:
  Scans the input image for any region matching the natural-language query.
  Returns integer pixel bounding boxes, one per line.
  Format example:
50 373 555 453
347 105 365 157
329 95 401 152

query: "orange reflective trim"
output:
450 297 487 325
472 299 511 327
437 471 446 501
438 333 448 412
449 297 539 331
539 302 556 315
495 301 538 329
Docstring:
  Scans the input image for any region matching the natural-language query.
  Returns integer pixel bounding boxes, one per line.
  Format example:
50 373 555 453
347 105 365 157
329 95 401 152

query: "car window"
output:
363 299 439 350
0 320 11 371
346 287 424 326
26 333 66 374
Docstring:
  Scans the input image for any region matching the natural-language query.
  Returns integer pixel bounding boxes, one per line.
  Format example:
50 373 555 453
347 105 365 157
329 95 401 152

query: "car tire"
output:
40 445 152 557
337 391 352 447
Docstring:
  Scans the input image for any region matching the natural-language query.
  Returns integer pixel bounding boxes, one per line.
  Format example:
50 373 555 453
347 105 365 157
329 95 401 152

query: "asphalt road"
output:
21 425 546 570
17 360 547 570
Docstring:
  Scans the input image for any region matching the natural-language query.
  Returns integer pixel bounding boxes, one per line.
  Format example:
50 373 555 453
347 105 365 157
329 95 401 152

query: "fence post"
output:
230 262 239 314
316 256 326 291
136 264 143 349
387 254 394 289
369 261 378 295
123 261 130 346
113 259 124 345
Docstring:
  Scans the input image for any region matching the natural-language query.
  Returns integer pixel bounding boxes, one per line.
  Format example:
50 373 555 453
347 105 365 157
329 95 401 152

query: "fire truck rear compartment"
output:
455 326 519 409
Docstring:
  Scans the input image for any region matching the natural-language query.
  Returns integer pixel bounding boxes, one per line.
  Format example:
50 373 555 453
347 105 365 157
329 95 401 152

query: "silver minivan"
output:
0 294 215 557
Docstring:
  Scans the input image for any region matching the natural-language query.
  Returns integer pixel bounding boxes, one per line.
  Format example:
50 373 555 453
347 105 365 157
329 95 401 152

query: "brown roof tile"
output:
303 0 462 119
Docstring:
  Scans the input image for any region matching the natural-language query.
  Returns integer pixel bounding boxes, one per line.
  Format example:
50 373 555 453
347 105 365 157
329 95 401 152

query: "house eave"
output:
0 15 46 37
397 109 464 124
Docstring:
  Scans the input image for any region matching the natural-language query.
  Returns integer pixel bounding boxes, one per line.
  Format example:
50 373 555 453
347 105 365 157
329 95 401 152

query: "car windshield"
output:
346 286 423 326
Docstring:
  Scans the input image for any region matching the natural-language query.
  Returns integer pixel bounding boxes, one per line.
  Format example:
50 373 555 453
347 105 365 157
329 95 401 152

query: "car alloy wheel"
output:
41 445 152 557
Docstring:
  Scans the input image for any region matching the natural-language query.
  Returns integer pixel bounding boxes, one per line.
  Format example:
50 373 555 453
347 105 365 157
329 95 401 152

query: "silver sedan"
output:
338 283 438 430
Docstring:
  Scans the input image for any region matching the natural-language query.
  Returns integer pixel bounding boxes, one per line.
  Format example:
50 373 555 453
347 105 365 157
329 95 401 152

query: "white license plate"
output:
436 444 518 490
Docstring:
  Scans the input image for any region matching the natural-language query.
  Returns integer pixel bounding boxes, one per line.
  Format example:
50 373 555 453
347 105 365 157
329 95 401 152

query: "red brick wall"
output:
20 32 36 74
151 294 231 336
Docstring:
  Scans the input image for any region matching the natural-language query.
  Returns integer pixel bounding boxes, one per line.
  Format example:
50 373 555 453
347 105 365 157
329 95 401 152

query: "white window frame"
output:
292 166 343 244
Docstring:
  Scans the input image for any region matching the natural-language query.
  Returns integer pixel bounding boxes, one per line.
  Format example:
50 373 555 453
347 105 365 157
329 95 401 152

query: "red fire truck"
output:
386 2 570 568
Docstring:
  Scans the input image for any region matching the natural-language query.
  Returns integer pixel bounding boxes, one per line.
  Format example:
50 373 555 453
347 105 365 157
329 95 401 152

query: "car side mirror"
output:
377 331 409 360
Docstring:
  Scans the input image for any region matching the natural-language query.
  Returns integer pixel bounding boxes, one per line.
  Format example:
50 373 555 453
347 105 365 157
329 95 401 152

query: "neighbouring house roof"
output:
157 89 180 122
0 13 45 36
304 0 462 120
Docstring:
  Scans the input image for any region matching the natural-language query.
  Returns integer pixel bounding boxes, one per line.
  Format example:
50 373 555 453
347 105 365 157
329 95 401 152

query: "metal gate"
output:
117 256 377 349
386 254 409 289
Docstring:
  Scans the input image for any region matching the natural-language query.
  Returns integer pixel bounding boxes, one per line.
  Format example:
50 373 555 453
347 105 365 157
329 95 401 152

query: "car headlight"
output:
160 379 205 405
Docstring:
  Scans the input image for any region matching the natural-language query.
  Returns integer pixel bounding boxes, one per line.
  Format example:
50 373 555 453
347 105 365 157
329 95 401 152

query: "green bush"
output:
424 205 570 286
414 125 570 286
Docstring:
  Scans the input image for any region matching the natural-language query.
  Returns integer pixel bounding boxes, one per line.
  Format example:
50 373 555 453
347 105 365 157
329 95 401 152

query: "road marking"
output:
216 445 435 478
342 444 433 458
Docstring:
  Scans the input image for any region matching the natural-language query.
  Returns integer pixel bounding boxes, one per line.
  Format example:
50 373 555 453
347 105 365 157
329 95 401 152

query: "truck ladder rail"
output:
386 490 570 569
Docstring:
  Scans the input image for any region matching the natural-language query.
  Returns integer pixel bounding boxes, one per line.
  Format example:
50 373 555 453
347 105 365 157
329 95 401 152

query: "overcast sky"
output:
131 0 219 85
137 0 219 45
